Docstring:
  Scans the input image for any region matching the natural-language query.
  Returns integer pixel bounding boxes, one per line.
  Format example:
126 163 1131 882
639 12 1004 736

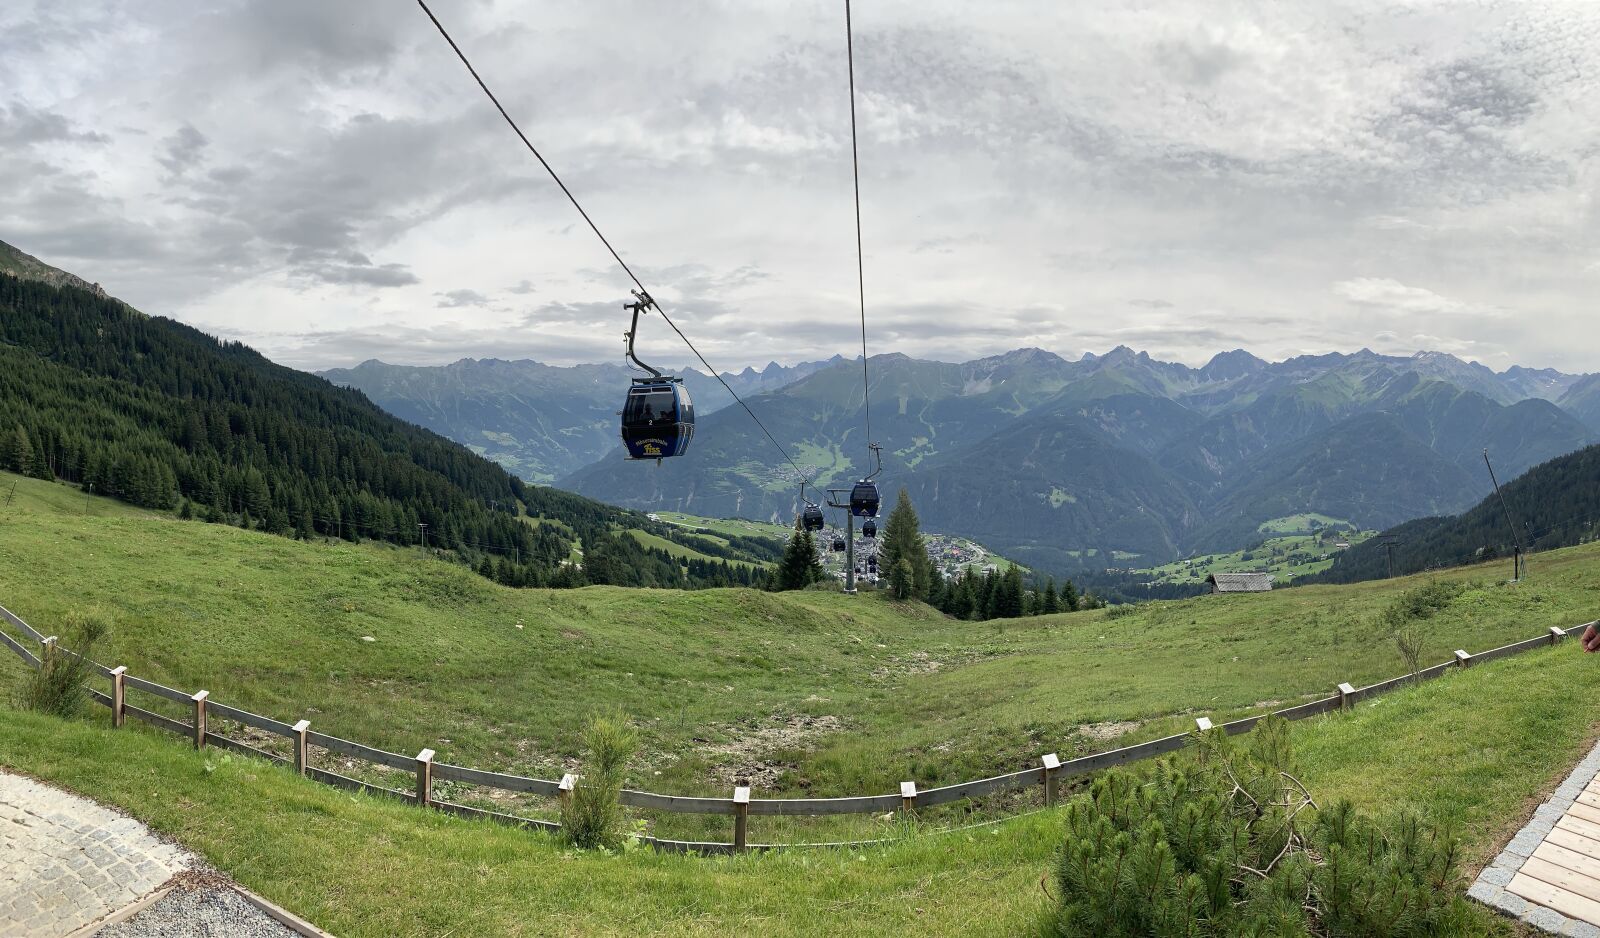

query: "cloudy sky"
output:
3 0 1598 374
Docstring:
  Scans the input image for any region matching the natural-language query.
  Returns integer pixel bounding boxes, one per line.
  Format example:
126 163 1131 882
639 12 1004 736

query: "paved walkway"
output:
0 770 197 937
1472 740 1600 936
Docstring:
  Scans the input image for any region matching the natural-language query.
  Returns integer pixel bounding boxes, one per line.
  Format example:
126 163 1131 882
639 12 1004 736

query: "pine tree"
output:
1061 579 1080 612
879 488 930 601
996 565 1026 618
1041 578 1061 614
775 527 824 591
890 558 914 599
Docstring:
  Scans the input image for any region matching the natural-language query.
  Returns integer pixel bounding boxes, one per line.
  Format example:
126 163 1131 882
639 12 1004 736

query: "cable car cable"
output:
415 0 811 483
844 0 876 472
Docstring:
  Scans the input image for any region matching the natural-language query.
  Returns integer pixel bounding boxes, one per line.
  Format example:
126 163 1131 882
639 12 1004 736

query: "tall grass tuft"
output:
19 610 110 717
560 708 639 850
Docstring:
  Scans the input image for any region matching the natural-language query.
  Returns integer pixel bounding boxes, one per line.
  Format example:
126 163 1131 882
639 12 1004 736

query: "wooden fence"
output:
0 602 1590 854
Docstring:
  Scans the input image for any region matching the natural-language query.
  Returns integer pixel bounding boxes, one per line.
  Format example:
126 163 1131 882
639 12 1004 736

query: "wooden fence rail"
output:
0 600 1589 854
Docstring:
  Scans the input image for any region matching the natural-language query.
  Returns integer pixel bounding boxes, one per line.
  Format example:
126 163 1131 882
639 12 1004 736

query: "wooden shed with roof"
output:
1205 572 1274 594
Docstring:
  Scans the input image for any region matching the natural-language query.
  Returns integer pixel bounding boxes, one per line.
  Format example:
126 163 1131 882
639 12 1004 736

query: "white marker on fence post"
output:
1042 753 1062 807
900 781 918 817
109 666 127 728
559 773 577 810
415 749 435 807
1454 649 1471 669
1195 717 1214 732
41 635 57 666
732 785 751 852
1337 682 1356 711
1550 626 1566 645
191 690 209 750
291 720 310 776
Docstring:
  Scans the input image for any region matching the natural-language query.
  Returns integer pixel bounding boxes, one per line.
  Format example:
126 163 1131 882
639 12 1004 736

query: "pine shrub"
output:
19 610 109 717
1044 716 1468 937
560 708 639 851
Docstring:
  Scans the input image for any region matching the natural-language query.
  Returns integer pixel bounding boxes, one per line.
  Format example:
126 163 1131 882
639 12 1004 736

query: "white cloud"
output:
1332 278 1481 317
1 0 1598 372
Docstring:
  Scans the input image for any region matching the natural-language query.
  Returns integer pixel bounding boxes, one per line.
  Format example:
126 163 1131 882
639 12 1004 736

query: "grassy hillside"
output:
2 637 1593 935
4 465 1600 844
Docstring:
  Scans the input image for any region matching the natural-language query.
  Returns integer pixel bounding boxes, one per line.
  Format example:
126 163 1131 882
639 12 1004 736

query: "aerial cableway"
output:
418 0 890 579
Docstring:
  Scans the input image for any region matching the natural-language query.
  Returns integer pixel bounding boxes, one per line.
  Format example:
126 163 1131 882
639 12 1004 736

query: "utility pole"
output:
3 480 15 508
84 482 92 516
1373 534 1402 579
418 523 429 550
826 488 856 594
1484 449 1526 582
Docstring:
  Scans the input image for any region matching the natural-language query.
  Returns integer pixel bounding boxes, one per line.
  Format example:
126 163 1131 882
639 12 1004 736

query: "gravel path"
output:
97 883 299 938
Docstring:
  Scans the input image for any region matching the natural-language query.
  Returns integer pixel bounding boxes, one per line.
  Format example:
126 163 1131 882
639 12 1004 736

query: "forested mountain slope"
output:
1313 442 1600 583
0 273 765 589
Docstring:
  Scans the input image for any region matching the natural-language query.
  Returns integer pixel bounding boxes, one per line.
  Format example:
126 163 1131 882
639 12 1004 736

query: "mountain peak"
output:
1201 349 1267 380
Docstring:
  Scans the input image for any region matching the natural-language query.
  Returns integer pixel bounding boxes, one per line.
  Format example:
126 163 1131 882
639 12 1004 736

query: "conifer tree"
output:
775 526 824 591
879 488 930 600
1041 578 1061 614
1061 579 1080 612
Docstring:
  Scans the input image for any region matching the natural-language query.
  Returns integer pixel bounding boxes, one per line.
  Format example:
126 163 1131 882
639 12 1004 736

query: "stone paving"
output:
0 770 196 937
1470 739 1600 937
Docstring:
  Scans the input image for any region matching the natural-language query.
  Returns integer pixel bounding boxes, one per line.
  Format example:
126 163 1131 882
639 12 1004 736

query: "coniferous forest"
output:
0 273 766 590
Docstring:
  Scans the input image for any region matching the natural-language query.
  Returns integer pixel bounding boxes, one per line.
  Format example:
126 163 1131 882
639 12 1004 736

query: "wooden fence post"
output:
109 666 126 728
1550 626 1566 645
1454 649 1471 669
559 773 577 810
1042 753 1061 807
415 749 435 806
732 786 750 851
1337 682 1356 711
41 635 57 667
291 720 310 776
900 781 917 818
191 690 209 750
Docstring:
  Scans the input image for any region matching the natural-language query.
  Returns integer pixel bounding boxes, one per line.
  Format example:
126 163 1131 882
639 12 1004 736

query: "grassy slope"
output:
4 642 1593 935
4 468 1599 807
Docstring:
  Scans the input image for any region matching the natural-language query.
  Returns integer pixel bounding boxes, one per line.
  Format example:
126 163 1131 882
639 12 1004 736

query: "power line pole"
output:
1484 449 1526 582
1372 534 1402 579
418 523 429 550
84 482 92 516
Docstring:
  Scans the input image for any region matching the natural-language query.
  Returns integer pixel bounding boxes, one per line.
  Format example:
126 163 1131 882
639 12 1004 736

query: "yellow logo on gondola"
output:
642 442 663 456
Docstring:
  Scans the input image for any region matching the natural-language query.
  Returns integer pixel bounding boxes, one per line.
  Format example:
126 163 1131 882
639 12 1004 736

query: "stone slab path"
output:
0 770 197 937
1472 739 1600 936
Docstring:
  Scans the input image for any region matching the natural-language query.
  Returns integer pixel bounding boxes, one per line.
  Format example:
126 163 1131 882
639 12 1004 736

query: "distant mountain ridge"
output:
557 345 1596 574
319 356 842 482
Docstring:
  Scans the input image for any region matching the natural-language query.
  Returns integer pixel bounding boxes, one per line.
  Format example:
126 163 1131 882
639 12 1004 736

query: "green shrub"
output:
1104 604 1138 620
1044 716 1469 937
560 708 639 851
19 610 110 717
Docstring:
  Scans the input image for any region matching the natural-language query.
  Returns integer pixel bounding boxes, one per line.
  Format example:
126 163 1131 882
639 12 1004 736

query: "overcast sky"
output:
3 1 1598 374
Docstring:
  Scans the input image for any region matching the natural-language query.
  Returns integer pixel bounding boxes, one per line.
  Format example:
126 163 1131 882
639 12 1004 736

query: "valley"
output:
1135 516 1377 587
329 336 1596 578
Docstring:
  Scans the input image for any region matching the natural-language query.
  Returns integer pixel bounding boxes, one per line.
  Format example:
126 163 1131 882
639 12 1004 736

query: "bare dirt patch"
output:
700 714 845 789
1078 720 1140 741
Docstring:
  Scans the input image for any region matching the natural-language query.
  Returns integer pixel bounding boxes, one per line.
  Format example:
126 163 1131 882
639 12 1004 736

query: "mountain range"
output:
319 356 843 482
550 345 1597 573
322 339 1600 574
